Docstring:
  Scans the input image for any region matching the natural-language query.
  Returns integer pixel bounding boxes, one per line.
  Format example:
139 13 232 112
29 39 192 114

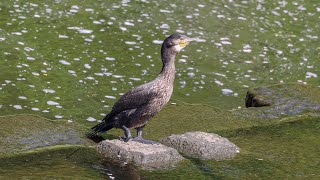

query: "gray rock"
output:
161 131 240 160
243 84 320 118
96 139 184 169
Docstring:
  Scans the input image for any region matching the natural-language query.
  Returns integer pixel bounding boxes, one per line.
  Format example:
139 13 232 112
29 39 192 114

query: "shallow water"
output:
0 0 319 179
144 117 320 179
0 146 141 179
1 117 318 179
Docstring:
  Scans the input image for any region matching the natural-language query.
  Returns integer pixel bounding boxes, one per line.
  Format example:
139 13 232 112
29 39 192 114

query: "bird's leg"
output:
119 125 132 142
132 127 160 145
136 126 143 138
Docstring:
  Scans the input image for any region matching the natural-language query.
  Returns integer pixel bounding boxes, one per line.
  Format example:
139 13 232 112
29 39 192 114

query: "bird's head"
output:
162 34 194 53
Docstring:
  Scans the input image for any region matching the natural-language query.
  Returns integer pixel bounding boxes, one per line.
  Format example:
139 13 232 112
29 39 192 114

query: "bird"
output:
87 34 194 144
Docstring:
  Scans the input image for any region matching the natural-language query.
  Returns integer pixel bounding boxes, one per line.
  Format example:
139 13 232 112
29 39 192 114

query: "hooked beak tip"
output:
186 37 195 42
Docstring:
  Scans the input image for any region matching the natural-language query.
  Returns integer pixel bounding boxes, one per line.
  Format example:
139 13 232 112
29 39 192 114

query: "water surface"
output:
0 0 318 121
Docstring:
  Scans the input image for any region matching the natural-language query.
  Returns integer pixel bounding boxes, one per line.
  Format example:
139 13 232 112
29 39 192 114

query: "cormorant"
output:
87 34 194 144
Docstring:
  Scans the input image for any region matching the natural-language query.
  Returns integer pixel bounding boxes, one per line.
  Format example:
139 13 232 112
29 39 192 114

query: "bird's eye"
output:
167 42 176 47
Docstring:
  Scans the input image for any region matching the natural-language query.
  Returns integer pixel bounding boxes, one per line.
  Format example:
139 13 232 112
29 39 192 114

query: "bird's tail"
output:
86 121 113 138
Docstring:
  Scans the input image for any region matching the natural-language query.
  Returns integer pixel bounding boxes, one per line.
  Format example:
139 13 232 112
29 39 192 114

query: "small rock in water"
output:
161 131 240 160
96 139 184 169
243 84 320 118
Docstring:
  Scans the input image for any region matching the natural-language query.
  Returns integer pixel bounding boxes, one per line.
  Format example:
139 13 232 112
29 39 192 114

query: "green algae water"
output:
0 0 319 179
0 0 319 120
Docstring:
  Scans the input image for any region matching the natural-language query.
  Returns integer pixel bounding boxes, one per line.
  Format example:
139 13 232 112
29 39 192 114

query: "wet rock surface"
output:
242 84 320 118
97 139 184 169
161 131 240 160
0 114 88 156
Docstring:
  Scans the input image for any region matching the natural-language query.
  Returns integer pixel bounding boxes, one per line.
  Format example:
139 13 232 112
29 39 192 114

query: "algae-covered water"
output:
0 0 319 120
0 0 319 179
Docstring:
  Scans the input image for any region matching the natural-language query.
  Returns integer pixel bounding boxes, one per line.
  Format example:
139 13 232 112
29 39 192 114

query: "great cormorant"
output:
88 34 194 144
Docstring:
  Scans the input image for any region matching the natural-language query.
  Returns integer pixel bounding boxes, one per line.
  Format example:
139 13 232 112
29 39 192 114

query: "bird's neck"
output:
159 61 176 84
158 49 177 84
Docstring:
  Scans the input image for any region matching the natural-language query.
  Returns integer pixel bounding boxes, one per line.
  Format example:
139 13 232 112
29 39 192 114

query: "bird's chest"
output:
162 86 174 103
152 85 173 109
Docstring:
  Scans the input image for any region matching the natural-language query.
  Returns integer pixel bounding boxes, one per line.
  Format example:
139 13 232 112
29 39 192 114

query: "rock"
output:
96 139 184 169
245 86 273 107
161 131 240 160
0 114 90 156
243 84 320 118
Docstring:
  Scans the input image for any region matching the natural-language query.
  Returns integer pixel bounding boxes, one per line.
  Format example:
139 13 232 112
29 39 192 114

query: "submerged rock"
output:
0 114 89 156
97 139 184 170
161 131 240 160
241 84 320 118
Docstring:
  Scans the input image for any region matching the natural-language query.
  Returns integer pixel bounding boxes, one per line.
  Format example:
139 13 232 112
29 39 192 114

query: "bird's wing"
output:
107 83 158 118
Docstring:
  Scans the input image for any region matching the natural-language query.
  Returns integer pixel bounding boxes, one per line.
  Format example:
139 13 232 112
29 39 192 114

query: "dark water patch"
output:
0 146 105 179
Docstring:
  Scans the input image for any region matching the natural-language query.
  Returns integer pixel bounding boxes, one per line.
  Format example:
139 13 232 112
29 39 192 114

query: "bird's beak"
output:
179 36 195 48
185 37 196 42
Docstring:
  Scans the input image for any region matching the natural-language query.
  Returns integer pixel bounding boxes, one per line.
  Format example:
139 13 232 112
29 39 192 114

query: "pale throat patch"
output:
173 44 184 52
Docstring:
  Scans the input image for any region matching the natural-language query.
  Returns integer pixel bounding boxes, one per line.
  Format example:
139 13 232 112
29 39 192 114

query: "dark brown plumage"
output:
88 34 194 144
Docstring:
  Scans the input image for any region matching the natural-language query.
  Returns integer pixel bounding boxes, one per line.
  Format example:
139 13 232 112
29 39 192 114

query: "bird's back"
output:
105 76 173 128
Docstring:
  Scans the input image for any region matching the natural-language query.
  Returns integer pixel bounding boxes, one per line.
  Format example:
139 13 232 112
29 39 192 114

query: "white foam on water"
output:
105 95 116 99
125 41 137 45
31 107 40 111
214 80 224 86
59 35 69 38
18 96 27 99
306 72 317 78
221 89 233 95
84 64 91 69
27 57 35 61
32 72 40 76
59 60 71 65
78 29 93 34
86 117 96 122
129 77 141 81
47 101 59 106
152 40 163 44
243 44 252 53
43 89 56 93
55 115 64 119
124 21 135 26
105 57 115 61
13 105 22 109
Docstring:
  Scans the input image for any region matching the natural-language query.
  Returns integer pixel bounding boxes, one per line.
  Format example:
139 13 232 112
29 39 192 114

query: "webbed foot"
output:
131 137 160 145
